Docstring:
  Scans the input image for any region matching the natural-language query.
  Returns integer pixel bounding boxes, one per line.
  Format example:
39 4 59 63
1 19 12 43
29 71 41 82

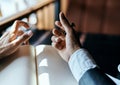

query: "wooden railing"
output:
0 0 58 32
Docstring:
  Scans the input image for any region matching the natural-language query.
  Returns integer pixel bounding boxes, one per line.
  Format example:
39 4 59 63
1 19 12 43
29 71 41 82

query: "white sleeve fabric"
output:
68 48 120 84
68 48 97 82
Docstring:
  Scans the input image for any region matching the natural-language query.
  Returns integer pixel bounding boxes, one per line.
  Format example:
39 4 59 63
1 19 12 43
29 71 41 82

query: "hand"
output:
0 20 33 59
51 12 81 62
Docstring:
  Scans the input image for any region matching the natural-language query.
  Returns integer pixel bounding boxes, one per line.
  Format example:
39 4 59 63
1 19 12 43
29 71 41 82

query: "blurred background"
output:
0 0 120 79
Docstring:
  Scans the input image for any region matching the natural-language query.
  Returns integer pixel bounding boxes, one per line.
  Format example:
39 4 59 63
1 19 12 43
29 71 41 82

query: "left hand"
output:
0 20 33 59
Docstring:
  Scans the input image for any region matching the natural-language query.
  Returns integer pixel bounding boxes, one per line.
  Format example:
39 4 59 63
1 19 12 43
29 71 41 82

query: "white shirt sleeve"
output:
68 48 97 82
68 48 120 85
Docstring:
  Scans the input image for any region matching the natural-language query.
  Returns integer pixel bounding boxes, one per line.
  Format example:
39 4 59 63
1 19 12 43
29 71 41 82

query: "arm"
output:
0 20 33 59
51 12 116 85
69 49 116 85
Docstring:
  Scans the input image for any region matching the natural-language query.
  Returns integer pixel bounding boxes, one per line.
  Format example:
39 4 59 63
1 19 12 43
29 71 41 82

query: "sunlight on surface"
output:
39 73 50 85
39 58 48 67
36 45 46 56
37 45 50 85
36 45 78 85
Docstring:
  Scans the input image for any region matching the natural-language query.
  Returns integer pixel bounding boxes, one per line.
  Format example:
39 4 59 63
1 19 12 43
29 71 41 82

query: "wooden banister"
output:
0 0 55 31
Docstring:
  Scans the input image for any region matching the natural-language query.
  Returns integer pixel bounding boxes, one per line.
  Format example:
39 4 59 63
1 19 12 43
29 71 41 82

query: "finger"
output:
11 20 29 34
11 30 33 46
51 42 57 48
52 29 64 37
51 42 63 50
17 30 24 36
59 12 72 34
10 20 29 41
55 21 63 29
55 21 67 35
23 41 29 45
10 30 24 41
51 36 62 43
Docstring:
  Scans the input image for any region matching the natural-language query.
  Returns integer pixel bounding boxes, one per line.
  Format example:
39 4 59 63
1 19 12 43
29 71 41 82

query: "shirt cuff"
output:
68 49 97 82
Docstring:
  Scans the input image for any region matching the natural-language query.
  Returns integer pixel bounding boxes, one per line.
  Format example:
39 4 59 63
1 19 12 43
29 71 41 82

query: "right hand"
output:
0 20 33 59
51 12 81 62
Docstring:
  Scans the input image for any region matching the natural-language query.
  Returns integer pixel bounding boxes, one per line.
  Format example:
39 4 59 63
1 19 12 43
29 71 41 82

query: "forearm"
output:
68 48 97 82
79 67 116 85
68 48 116 85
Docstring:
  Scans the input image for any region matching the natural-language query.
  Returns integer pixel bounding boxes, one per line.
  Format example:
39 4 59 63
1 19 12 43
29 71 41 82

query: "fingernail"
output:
26 30 33 36
61 12 63 16
61 12 65 19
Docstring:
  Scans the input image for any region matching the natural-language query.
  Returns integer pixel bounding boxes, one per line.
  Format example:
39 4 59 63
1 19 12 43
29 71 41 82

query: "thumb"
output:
59 12 73 34
11 30 33 46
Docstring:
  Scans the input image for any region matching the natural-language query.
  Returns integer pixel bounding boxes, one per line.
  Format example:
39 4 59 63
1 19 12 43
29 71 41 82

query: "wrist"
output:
68 48 97 81
68 47 80 62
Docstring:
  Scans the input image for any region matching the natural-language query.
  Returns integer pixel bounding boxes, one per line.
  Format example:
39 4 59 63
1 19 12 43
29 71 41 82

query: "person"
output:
0 20 33 59
51 12 120 85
